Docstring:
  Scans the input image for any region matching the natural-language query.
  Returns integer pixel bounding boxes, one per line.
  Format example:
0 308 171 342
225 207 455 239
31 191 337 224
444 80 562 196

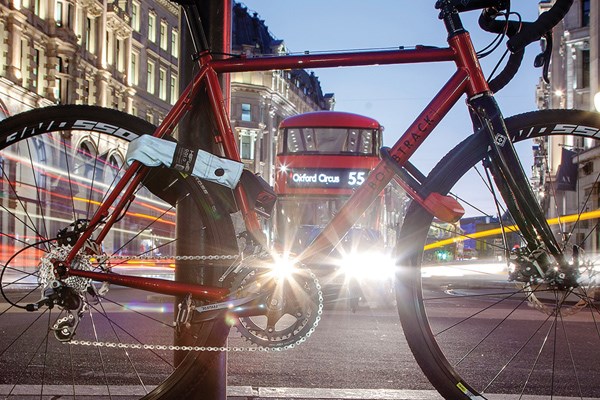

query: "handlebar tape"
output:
436 0 509 13
506 0 573 53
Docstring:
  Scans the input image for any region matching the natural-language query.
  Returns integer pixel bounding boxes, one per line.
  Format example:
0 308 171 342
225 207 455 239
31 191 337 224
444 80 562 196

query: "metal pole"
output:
175 1 232 399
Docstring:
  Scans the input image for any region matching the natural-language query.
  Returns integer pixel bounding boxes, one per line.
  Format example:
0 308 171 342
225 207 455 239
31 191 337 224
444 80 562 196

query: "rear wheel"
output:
397 110 600 399
0 105 237 398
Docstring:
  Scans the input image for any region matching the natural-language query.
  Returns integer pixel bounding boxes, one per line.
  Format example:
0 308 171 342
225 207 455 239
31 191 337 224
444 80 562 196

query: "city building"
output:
0 0 333 185
0 0 180 122
534 0 599 251
230 3 334 184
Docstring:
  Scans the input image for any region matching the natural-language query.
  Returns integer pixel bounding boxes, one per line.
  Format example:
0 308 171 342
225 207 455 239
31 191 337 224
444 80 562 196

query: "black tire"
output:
396 109 600 399
0 105 237 398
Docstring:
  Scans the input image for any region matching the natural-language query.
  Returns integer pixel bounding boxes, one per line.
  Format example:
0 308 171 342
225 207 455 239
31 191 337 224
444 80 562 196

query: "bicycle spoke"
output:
432 287 529 336
483 312 553 392
60 136 78 222
454 293 532 366
24 138 51 244
87 306 114 400
96 301 150 394
89 301 175 368
558 308 584 398
518 317 556 398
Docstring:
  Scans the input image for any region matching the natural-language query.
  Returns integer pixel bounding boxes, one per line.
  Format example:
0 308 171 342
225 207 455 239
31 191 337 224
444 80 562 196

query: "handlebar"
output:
476 0 573 92
505 0 573 53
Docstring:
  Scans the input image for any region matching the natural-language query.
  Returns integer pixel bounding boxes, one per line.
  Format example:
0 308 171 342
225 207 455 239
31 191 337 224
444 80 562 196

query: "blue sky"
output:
239 1 543 175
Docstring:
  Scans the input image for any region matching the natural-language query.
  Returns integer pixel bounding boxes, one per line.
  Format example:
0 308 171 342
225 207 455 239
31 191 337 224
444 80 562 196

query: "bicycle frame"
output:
65 3 557 302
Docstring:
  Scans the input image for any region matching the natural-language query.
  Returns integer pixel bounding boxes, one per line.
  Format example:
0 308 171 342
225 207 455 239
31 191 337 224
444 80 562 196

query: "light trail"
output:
424 209 600 250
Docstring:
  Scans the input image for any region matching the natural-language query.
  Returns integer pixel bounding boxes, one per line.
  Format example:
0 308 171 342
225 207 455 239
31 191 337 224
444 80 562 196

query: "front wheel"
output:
0 105 237 398
396 110 600 399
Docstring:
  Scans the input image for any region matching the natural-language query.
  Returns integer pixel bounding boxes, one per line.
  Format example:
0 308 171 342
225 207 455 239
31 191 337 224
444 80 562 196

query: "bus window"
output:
284 127 377 155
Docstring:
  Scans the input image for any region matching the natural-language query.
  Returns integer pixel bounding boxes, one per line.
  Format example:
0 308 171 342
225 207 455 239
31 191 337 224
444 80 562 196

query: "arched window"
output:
74 140 101 182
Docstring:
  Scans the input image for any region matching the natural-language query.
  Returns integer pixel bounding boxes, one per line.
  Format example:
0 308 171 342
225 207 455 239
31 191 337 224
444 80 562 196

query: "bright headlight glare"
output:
268 254 297 279
339 252 395 281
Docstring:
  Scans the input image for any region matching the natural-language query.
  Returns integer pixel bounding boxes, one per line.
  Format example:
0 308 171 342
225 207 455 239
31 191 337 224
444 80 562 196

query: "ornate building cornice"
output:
155 0 179 17
78 0 103 18
106 4 133 40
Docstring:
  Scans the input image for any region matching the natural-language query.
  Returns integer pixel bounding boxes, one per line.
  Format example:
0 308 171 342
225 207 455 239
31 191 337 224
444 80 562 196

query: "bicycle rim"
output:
396 110 600 399
0 105 236 398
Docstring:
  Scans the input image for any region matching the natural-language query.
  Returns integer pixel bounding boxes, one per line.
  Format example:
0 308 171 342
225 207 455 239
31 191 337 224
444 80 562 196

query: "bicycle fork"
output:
469 94 570 281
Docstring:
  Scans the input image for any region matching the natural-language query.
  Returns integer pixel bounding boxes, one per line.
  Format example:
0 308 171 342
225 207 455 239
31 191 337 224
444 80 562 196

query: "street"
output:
227 307 430 390
3 274 600 399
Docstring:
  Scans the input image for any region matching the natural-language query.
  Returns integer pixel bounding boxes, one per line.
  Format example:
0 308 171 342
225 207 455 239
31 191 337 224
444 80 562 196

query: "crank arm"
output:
193 292 268 322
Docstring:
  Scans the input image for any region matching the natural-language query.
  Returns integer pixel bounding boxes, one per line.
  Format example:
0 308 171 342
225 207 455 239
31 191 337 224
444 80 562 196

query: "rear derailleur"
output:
27 282 87 341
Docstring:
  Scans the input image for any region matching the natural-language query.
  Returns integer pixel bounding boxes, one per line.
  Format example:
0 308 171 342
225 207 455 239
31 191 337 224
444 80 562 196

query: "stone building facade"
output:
534 0 599 250
0 0 180 122
230 3 334 185
0 1 332 185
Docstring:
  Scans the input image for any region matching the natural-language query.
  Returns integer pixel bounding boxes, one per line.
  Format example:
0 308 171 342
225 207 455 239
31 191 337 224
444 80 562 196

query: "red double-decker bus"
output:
274 111 393 308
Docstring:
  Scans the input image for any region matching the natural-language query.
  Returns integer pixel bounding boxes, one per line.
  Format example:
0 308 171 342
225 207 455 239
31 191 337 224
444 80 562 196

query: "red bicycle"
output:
2 0 599 398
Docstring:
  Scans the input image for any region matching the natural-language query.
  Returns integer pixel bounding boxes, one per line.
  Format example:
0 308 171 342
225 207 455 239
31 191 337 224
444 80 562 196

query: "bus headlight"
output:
339 252 396 281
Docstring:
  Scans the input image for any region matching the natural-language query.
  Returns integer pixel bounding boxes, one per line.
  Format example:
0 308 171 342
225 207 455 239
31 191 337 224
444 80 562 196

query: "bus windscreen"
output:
285 128 375 155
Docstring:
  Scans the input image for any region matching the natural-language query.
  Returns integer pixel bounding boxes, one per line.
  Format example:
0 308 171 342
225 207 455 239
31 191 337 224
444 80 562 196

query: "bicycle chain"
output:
68 255 324 352
112 254 239 261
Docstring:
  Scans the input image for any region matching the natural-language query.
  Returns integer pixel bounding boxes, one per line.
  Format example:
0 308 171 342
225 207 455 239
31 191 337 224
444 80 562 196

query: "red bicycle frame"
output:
67 30 489 301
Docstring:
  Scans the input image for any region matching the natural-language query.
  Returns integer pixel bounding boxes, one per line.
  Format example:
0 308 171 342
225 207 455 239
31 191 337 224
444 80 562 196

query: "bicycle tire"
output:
0 105 237 398
396 109 600 399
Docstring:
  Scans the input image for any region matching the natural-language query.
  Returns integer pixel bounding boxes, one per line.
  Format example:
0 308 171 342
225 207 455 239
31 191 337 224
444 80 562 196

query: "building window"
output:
116 39 125 72
0 22 6 76
84 78 94 105
106 31 114 66
33 0 41 17
20 38 28 86
32 48 42 93
171 30 179 58
170 75 177 104
55 1 63 26
147 60 155 94
129 52 139 86
131 1 140 31
85 17 95 53
148 13 156 42
159 68 166 101
239 130 254 160
580 49 590 89
582 0 590 27
54 78 62 102
54 57 66 102
160 21 168 50
241 103 251 122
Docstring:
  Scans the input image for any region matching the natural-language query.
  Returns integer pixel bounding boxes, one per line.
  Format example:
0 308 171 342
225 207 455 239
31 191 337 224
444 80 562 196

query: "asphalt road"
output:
3 272 600 399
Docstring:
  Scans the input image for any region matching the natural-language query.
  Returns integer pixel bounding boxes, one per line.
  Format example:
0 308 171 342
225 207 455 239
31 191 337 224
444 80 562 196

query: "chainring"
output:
230 265 323 348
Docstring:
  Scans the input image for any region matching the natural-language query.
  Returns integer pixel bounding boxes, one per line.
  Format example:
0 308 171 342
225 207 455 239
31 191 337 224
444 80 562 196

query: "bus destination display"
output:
287 168 370 189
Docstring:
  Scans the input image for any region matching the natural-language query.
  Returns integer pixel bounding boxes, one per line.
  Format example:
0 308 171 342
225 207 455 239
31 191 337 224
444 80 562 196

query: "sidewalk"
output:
2 385 591 399
228 386 444 399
